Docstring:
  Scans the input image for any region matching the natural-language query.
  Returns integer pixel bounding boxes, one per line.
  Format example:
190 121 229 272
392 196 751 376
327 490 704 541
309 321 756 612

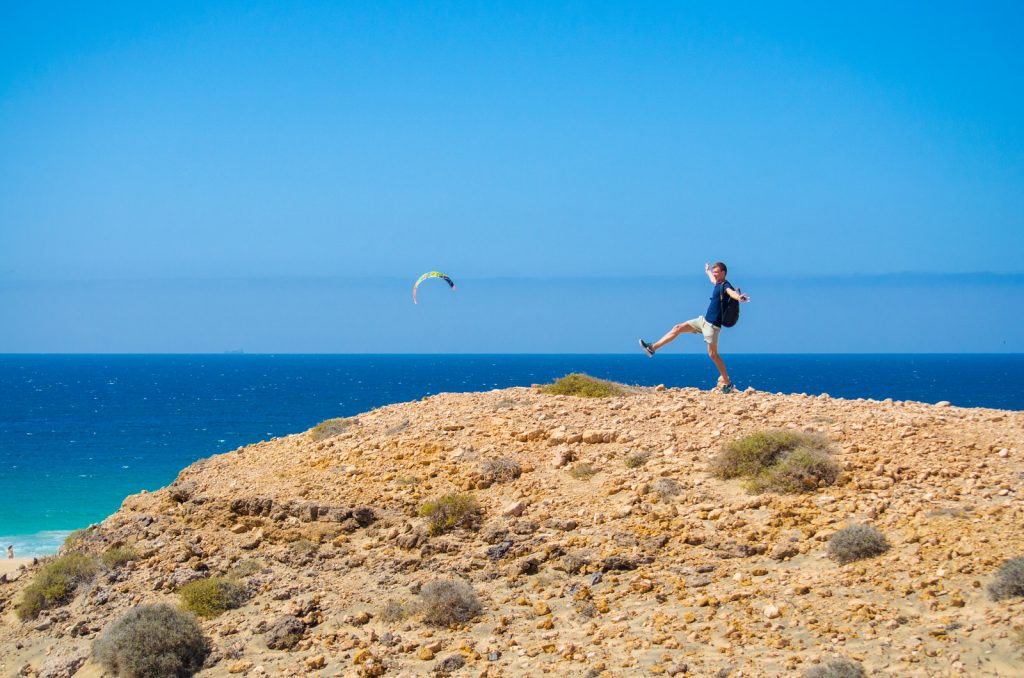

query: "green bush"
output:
419 495 482 536
417 578 482 626
803 657 866 678
748 447 841 494
827 525 890 565
309 417 355 441
478 457 522 484
93 603 210 677
988 556 1024 601
16 553 99 620
711 430 839 494
711 430 826 479
102 546 142 569
178 577 247 619
538 373 630 398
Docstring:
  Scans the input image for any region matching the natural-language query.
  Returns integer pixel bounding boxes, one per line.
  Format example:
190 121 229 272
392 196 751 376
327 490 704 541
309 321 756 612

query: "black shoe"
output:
639 339 655 358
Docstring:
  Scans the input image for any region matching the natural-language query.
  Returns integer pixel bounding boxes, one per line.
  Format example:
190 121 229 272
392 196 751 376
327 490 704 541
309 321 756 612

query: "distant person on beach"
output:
6 545 12 559
639 261 750 392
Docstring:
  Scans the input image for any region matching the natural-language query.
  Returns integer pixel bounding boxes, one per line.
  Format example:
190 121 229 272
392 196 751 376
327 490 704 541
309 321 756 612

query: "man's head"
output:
711 261 727 282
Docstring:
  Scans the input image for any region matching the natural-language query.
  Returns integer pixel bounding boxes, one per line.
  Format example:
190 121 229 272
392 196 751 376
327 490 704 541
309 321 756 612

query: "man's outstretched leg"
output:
639 323 697 357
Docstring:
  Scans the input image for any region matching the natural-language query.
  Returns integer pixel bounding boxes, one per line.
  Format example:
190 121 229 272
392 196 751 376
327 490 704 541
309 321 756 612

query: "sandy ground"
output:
0 559 32 577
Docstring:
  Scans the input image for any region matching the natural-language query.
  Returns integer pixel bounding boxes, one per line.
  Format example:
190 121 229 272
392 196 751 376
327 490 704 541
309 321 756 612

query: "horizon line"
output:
2 271 1022 287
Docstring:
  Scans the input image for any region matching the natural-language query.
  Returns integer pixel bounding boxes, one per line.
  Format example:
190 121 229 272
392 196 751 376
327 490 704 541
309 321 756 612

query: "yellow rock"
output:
534 601 551 615
352 649 371 665
417 647 435 661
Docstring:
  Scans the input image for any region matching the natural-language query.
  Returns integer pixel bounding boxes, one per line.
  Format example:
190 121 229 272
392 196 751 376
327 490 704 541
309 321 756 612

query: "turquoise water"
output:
2 354 1021 557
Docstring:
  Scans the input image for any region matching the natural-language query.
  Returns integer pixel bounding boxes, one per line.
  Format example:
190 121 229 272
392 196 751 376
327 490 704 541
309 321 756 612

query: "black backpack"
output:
719 282 740 328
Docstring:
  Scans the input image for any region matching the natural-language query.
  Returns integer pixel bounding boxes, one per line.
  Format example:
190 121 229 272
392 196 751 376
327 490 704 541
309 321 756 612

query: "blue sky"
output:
1 2 1022 352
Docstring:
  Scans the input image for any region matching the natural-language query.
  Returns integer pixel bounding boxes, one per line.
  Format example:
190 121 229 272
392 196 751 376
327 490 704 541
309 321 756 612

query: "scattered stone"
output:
264 616 306 650
434 654 466 673
37 646 90 678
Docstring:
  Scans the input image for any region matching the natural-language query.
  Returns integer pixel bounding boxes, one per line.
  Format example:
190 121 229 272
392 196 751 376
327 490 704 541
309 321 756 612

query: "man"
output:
639 261 750 393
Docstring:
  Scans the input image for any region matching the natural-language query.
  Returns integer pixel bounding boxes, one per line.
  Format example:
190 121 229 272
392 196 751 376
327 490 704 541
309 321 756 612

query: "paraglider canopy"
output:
413 271 455 304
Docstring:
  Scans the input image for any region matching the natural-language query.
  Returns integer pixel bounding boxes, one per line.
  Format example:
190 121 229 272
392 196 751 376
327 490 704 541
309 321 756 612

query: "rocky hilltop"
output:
2 382 1023 677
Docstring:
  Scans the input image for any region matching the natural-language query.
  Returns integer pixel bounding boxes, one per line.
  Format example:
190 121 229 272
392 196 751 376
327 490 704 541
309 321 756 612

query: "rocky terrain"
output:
2 383 1023 677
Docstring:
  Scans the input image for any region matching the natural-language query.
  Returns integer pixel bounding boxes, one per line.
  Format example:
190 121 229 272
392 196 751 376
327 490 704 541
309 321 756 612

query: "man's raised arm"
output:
727 287 750 302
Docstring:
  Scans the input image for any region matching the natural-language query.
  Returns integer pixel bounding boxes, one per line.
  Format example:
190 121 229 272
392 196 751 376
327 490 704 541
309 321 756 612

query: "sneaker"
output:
721 383 736 394
639 339 655 358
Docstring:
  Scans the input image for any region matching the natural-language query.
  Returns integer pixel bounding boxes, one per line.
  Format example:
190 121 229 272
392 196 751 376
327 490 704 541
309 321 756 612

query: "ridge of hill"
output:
2 384 1023 677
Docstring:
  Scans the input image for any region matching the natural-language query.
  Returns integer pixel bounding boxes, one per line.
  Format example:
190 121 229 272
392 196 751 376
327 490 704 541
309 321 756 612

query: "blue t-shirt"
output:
704 281 734 327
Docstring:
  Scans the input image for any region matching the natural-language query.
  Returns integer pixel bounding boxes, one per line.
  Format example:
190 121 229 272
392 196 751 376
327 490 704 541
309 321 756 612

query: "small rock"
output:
763 604 781 619
435 655 466 673
264 616 306 650
770 543 799 561
502 501 526 517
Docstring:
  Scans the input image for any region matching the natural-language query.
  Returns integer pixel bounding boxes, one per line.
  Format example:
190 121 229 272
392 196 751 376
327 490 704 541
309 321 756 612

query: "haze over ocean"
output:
2 354 1022 557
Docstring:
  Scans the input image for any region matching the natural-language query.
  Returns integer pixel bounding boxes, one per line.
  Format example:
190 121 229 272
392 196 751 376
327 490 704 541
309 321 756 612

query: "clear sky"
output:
2 2 1022 352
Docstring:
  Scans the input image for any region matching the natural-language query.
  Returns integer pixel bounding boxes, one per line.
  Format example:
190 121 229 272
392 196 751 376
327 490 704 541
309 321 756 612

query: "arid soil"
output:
2 385 1023 677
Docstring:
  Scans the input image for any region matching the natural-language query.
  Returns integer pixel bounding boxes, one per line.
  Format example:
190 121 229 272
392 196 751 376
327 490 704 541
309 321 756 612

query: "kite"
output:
413 271 455 304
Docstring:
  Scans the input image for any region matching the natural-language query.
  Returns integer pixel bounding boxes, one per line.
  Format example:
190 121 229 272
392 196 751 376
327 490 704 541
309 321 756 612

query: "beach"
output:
0 558 32 578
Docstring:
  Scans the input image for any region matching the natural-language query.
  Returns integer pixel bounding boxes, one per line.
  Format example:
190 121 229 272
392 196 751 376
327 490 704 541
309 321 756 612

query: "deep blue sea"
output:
2 354 1021 556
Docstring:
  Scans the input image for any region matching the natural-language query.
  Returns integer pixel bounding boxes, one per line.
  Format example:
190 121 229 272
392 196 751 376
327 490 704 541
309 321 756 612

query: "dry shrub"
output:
101 546 141 569
624 452 650 468
379 598 409 623
417 578 482 626
568 463 598 480
309 417 355 441
538 373 630 398
419 495 482 536
478 457 522 484
652 478 683 499
227 558 262 579
803 657 866 677
385 419 410 435
16 553 99 620
827 525 890 564
711 430 839 494
178 577 247 619
93 603 209 677
989 556 1024 601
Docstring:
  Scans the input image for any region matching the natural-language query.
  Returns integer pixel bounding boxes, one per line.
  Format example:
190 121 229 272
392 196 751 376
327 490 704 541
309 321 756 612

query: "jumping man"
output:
639 261 750 393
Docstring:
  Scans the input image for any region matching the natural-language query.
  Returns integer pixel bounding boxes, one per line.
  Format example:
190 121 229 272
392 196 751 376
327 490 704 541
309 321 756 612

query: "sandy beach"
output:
0 558 32 578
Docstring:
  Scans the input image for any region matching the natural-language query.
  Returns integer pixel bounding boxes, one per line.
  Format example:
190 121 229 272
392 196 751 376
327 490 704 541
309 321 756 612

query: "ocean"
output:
2 354 1021 557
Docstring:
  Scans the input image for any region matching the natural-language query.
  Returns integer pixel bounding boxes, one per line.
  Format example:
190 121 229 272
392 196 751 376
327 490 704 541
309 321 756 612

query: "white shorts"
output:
685 316 720 346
